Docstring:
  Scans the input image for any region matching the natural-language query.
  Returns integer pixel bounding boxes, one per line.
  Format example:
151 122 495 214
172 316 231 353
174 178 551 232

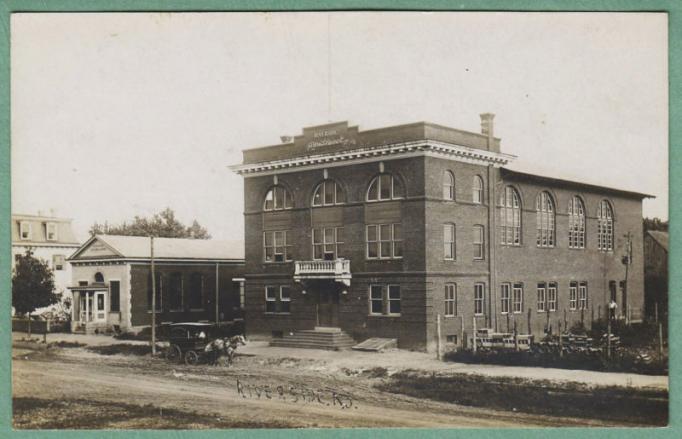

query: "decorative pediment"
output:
69 236 123 260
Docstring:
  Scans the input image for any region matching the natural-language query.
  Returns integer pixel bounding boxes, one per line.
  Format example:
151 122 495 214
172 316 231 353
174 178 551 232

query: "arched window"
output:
94 272 104 283
597 200 614 251
443 171 455 200
312 180 345 206
367 173 405 201
535 191 555 248
473 175 484 204
263 186 293 211
499 186 521 246
568 196 586 249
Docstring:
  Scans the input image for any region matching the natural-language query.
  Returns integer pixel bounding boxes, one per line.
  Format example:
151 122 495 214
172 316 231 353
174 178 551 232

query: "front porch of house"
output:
68 285 121 334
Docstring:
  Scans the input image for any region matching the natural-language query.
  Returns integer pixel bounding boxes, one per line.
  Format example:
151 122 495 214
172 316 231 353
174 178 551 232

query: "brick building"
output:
67 235 245 334
231 115 649 351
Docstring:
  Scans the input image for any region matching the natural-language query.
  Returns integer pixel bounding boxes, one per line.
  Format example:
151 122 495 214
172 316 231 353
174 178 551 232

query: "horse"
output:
204 334 247 366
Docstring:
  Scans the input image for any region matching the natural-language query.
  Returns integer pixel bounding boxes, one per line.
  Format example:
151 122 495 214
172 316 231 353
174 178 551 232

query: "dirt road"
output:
12 345 628 429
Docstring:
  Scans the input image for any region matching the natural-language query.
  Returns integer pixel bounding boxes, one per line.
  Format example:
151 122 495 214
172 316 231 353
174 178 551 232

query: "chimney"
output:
280 135 293 143
480 113 495 138
480 113 498 152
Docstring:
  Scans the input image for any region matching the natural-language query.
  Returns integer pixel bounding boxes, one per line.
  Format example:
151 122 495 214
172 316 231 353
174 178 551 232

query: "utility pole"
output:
150 236 156 356
622 232 632 324
215 263 220 325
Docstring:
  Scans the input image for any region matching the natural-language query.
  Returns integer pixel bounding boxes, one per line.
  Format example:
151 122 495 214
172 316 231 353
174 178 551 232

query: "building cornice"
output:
230 140 515 177
69 257 245 265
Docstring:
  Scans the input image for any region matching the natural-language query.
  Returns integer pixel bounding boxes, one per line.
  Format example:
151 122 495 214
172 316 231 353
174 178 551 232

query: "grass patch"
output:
86 344 153 356
378 370 668 426
48 341 86 349
13 397 297 429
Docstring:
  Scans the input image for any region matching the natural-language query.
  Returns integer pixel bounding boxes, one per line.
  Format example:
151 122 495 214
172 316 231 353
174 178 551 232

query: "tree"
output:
89 208 211 239
12 249 59 337
643 217 668 233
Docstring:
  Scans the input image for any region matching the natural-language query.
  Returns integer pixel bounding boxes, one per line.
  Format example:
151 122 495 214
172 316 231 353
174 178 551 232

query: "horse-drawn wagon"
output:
164 322 245 365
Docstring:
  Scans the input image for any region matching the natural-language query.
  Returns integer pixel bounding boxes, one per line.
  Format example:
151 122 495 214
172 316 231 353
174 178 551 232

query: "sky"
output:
11 12 668 242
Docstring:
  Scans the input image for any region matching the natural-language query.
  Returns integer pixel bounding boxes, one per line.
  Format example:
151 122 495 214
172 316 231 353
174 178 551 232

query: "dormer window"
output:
46 222 58 241
263 186 293 211
367 174 405 201
19 221 31 240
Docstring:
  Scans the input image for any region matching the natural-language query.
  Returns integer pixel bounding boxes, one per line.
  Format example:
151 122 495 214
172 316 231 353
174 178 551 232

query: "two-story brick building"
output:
231 114 649 351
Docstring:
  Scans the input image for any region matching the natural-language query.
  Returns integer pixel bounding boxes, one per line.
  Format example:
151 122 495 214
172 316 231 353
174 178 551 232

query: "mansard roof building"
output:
231 114 649 351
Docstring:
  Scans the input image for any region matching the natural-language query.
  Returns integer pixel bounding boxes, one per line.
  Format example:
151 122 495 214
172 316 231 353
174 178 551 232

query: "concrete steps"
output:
270 327 356 350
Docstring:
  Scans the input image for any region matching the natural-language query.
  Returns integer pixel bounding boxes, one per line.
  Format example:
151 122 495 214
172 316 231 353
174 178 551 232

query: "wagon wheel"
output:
184 350 200 366
165 344 182 363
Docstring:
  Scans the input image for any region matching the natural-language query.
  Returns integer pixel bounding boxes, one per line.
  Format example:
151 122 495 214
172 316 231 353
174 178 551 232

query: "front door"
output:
94 291 107 322
80 292 93 323
317 289 339 327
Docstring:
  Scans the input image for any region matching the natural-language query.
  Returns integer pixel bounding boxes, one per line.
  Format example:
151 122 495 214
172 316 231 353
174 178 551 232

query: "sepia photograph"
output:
9 10 669 429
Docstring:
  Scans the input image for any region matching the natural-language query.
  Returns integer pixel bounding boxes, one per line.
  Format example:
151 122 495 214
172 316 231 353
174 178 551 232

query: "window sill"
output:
189 308 205 312
263 261 293 265
473 258 485 262
366 257 403 261
169 310 184 313
146 310 163 313
368 314 400 318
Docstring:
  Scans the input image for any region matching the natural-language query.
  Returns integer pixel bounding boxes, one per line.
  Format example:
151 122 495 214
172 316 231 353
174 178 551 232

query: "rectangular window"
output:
369 285 401 316
569 282 578 311
500 283 510 314
474 283 485 316
52 254 65 271
265 286 278 313
168 272 183 311
388 285 401 315
445 283 456 316
473 225 484 260
313 227 344 260
579 282 588 310
264 230 292 262
46 223 58 241
512 283 523 314
370 285 383 315
444 224 455 260
548 282 557 312
20 221 31 240
280 286 291 313
366 224 402 259
110 280 120 312
537 283 546 313
188 273 204 310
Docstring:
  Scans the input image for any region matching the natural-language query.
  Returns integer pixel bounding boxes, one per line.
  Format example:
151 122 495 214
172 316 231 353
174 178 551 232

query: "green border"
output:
1 1 678 437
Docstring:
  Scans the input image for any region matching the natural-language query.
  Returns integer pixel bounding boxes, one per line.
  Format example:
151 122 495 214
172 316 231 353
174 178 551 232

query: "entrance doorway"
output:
317 289 339 327
79 291 107 324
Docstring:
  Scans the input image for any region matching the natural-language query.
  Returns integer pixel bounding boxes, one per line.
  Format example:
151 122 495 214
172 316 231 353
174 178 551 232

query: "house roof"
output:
69 234 244 261
647 230 669 252
500 167 654 200
11 213 80 245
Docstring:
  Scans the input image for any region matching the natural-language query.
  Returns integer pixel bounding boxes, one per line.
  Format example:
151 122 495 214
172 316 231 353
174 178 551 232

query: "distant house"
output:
11 213 82 315
644 230 668 319
67 235 245 334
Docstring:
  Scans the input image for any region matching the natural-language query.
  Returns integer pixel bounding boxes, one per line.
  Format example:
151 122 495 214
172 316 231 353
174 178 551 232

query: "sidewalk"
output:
240 342 669 390
13 332 668 390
